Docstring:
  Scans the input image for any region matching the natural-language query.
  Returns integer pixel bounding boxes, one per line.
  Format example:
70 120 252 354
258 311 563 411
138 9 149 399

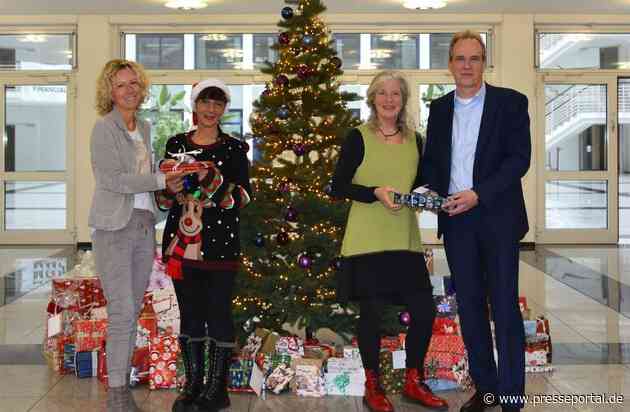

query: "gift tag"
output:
249 362 265 398
392 350 406 370
48 313 62 337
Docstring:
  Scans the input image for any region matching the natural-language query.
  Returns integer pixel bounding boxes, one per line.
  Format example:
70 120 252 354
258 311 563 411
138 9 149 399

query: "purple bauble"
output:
275 74 289 87
297 64 311 80
285 206 298 222
399 311 411 326
279 32 290 46
330 257 343 270
293 143 306 156
279 181 290 193
331 57 342 69
277 231 289 245
298 253 312 269
277 105 290 120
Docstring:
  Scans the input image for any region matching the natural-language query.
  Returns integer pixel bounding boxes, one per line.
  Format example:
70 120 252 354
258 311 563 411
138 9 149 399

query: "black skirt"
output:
336 250 432 304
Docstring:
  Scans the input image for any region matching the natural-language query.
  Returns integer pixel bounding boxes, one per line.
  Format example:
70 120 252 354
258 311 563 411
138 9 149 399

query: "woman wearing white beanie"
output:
155 78 252 412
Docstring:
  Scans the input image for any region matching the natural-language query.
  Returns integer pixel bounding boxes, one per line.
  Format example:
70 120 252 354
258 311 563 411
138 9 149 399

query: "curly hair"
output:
366 70 414 139
95 59 150 116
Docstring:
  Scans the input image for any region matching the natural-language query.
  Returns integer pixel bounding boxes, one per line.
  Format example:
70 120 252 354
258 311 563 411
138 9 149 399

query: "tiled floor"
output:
1 245 630 411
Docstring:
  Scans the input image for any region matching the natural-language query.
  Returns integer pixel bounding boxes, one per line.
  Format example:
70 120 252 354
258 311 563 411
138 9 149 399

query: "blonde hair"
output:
95 59 150 116
449 30 486 62
366 71 414 138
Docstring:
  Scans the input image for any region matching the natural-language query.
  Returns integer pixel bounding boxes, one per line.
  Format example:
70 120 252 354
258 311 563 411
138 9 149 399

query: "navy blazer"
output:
421 83 531 241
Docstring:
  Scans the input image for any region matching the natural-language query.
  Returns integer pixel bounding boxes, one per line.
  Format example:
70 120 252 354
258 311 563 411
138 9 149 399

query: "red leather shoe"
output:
363 369 394 412
402 368 449 410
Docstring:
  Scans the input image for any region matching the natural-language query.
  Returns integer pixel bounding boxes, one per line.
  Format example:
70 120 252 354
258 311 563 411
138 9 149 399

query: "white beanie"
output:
191 78 231 112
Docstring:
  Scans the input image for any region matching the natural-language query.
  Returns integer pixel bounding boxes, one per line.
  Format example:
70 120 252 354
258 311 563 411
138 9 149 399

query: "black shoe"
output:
194 339 233 412
172 336 204 412
460 391 499 412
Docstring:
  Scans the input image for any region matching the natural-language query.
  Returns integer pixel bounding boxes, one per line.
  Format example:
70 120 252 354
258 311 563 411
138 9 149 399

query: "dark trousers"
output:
443 207 525 403
173 267 235 344
358 288 436 374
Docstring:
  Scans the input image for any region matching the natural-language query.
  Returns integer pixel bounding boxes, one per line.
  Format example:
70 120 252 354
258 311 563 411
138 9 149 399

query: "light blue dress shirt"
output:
448 83 486 195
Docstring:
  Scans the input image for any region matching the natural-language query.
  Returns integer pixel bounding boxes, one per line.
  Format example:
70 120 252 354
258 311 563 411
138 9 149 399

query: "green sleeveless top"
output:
341 124 422 257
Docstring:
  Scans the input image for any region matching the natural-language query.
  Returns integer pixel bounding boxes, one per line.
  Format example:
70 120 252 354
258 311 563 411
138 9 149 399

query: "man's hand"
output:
443 189 479 216
374 186 402 211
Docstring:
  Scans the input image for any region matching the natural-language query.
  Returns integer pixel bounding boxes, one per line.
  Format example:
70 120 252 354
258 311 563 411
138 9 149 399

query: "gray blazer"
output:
89 107 165 231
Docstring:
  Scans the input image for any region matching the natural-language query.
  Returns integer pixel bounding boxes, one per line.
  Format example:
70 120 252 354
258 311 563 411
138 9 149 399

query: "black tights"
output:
358 289 436 375
173 268 235 343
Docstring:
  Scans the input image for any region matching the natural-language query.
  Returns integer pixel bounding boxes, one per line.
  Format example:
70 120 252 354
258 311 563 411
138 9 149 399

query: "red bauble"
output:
277 232 290 245
275 75 289 86
297 64 311 80
278 32 290 46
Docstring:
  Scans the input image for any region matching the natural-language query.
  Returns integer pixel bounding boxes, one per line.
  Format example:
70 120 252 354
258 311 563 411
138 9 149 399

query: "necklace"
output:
378 126 400 138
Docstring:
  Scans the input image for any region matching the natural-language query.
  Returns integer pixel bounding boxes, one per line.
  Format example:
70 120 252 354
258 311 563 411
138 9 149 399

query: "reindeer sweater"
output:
156 129 252 277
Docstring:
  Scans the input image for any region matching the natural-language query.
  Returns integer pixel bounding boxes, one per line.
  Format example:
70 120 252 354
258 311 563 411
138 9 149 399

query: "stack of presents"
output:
42 249 552 397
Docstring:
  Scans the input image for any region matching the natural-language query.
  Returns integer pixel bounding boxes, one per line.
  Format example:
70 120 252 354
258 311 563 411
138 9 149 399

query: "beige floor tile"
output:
0 398 41 412
0 365 61 398
250 392 356 412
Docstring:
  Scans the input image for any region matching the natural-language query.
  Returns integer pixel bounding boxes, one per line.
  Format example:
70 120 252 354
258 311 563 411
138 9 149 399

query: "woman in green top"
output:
331 71 447 412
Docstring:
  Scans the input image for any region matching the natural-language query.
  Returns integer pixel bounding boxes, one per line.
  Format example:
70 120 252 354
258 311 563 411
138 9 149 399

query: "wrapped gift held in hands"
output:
393 190 446 211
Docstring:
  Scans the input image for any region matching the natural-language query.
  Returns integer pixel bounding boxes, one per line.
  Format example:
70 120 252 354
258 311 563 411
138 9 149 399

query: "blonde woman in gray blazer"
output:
89 59 184 412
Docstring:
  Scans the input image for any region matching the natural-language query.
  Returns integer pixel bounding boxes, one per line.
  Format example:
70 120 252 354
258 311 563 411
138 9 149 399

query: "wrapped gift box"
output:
228 356 255 393
426 378 459 392
433 318 459 335
378 350 405 394
424 334 468 382
150 286 180 334
526 365 554 373
276 336 304 358
380 336 403 352
63 343 76 373
525 337 550 366
75 351 99 378
326 357 363 374
434 295 457 318
325 371 365 396
97 348 108 385
343 345 361 360
265 364 295 394
291 358 325 397
73 319 107 352
148 334 180 390
52 277 106 316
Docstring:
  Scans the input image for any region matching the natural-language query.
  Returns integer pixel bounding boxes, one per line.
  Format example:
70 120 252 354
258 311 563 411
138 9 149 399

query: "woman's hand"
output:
165 171 188 194
374 186 402 210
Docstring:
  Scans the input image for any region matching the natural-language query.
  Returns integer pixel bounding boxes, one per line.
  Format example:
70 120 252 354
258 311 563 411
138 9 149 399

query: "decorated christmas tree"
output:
233 0 361 340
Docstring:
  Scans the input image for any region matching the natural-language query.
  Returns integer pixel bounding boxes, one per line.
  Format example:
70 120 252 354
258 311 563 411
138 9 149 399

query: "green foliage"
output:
138 85 190 161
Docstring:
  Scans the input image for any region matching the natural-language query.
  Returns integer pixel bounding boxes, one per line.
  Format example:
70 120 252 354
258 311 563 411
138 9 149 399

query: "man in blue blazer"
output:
422 30 530 412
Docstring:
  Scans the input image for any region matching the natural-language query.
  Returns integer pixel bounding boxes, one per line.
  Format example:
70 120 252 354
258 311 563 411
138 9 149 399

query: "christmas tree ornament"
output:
285 206 298 222
275 74 289 87
298 253 312 269
277 231 290 245
278 32 291 46
302 34 314 45
399 311 411 326
297 64 311 80
323 180 334 196
281 6 294 19
331 57 343 69
330 257 343 270
277 105 290 119
279 181 291 193
292 143 306 156
254 233 265 247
